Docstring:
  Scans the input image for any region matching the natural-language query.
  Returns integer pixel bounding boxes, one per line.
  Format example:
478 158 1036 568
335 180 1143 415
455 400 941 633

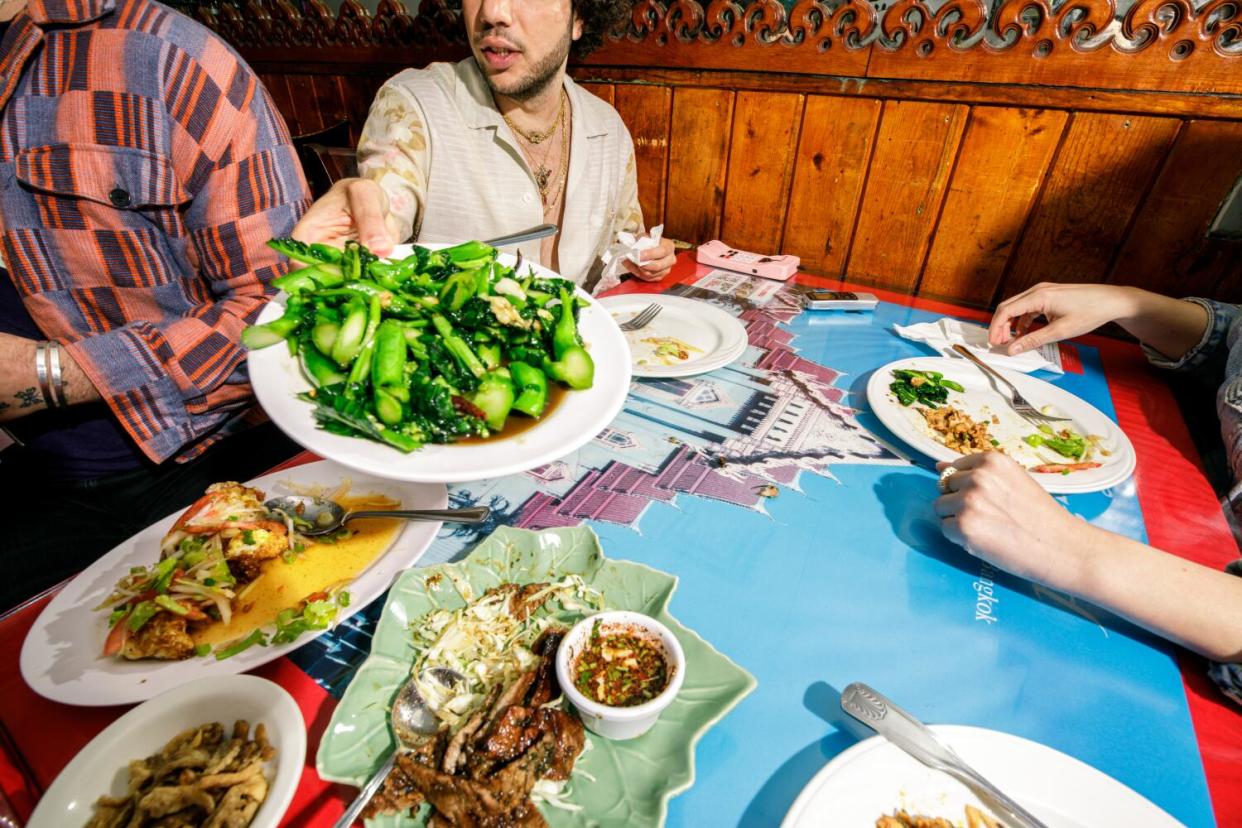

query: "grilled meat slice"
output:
522 629 564 709
362 732 446 818
382 756 545 828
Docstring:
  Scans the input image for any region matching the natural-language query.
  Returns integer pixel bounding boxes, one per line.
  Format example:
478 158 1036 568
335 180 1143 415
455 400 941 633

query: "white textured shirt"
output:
357 59 644 285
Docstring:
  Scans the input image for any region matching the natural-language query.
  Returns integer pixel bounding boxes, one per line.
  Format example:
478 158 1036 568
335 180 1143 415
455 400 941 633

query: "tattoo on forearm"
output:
0 401 9 412
16 387 39 407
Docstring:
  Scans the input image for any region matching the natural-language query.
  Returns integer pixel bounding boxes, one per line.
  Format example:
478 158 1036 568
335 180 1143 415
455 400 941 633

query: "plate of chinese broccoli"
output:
244 239 631 483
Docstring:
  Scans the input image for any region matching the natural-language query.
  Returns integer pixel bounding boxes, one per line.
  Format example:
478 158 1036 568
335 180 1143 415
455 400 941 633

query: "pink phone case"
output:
695 240 800 281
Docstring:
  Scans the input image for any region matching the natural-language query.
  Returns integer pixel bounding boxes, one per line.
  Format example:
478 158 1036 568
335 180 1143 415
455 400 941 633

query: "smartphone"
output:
803 290 878 311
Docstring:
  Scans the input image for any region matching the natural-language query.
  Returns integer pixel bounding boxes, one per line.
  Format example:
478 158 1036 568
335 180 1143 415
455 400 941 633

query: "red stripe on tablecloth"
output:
1057 342 1084 375
1099 339 1242 828
253 658 348 825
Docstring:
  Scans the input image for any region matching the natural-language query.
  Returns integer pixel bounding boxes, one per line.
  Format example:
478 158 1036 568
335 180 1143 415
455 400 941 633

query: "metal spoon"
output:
265 495 489 537
840 683 1048 828
481 223 557 248
332 667 464 828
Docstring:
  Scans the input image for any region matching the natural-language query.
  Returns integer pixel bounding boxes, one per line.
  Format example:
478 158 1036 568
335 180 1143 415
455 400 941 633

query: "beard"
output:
474 22 572 103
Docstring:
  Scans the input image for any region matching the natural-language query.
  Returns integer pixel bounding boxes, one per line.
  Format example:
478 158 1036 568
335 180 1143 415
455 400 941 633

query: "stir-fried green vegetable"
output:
1024 424 1089 460
889 369 964 408
244 239 596 453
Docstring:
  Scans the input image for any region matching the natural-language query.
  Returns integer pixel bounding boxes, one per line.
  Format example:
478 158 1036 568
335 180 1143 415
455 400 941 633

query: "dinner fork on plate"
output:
951 344 1072 424
619 302 662 332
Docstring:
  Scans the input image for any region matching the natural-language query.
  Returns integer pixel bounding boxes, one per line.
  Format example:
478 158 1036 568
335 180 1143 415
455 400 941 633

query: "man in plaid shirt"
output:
0 0 309 608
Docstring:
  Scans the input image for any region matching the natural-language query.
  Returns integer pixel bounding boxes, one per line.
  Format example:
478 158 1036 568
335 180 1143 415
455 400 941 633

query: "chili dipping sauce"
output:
572 622 670 707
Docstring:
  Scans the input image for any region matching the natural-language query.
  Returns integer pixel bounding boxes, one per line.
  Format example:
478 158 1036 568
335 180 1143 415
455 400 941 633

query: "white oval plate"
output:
28 674 305 828
248 245 631 483
782 725 1180 828
20 459 445 706
597 294 748 378
866 356 1136 494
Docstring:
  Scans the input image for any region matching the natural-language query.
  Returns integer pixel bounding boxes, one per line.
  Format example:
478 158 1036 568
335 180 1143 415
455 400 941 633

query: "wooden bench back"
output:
200 0 1242 307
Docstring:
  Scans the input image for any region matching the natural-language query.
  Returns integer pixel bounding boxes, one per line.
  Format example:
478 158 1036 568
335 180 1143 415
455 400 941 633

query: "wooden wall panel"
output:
919 107 1068 306
283 75 326 136
1110 120 1242 298
336 74 385 147
1003 113 1181 299
579 83 614 106
846 100 968 291
665 88 734 243
720 91 803 254
782 95 881 277
613 85 673 231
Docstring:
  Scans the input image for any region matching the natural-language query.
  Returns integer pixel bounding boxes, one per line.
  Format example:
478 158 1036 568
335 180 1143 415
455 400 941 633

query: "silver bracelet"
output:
34 340 53 408
48 341 67 407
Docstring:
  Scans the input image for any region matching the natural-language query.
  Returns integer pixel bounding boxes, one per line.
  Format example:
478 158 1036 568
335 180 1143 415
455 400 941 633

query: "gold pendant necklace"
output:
509 93 570 207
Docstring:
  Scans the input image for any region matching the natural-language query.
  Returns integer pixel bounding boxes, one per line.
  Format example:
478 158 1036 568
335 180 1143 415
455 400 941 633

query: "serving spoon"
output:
481 223 557 248
332 667 464 828
265 495 490 537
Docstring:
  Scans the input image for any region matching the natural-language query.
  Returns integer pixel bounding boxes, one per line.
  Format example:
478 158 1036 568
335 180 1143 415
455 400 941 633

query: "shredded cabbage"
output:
410 575 604 728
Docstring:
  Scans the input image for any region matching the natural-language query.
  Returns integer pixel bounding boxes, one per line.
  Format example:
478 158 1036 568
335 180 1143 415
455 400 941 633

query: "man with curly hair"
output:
293 0 675 289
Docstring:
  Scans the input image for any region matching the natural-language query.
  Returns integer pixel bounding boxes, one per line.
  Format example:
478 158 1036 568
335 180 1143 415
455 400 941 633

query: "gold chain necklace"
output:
502 90 565 145
508 93 570 207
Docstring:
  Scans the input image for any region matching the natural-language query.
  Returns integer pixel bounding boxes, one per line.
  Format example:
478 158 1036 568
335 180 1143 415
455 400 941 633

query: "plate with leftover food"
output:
247 240 631 483
597 294 748 378
866 356 1135 494
316 525 756 827
780 725 1179 827
27 673 304 828
20 459 445 706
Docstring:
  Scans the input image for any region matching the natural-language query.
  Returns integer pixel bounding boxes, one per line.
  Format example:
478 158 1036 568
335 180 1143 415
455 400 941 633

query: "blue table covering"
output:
291 272 1213 827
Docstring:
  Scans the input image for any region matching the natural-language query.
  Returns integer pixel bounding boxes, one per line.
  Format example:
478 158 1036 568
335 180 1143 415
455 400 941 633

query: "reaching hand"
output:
622 236 677 282
933 452 1094 590
987 283 1139 355
291 178 397 258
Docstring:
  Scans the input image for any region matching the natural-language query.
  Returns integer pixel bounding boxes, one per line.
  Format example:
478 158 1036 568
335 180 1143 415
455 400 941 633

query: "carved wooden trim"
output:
195 0 1240 58
195 0 467 51
612 0 1241 57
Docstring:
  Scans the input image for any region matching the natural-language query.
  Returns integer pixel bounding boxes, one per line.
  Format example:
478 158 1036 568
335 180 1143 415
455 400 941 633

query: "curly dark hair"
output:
570 0 632 60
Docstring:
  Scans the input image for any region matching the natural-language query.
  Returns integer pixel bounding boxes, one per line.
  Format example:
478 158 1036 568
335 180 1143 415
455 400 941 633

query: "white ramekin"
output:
555 610 686 741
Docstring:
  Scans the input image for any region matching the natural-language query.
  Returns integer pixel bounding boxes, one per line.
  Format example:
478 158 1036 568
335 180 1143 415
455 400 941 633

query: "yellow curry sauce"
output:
191 494 401 647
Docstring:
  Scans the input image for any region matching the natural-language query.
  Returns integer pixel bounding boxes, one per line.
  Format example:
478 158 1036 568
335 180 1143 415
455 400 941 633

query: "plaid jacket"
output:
0 0 309 463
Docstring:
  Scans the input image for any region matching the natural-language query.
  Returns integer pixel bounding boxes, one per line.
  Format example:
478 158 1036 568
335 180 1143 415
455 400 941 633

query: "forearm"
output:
1116 288 1211 362
0 334 100 422
1070 524 1242 663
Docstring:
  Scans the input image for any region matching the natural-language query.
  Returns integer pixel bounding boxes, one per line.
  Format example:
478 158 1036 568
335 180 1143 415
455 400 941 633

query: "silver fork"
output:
951 344 1072 423
619 302 661 332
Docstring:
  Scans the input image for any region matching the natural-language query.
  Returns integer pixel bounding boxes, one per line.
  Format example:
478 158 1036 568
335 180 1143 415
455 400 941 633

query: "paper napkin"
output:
893 317 1064 374
594 224 664 295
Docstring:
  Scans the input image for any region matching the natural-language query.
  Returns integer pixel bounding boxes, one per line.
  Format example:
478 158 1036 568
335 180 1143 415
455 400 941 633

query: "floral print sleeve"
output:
357 82 430 244
613 143 645 238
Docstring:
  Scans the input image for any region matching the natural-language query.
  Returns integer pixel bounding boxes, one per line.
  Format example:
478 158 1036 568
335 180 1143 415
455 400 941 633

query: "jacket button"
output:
109 188 131 207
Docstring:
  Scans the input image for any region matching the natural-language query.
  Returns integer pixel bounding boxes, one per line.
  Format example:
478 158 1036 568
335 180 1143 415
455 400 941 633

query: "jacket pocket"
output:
15 143 188 209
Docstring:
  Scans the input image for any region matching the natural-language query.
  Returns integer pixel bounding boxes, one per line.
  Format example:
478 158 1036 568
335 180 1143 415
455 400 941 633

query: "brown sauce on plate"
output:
458 383 566 445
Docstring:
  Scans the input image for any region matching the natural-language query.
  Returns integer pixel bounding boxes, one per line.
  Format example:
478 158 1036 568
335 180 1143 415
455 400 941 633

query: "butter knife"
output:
840 682 1049 828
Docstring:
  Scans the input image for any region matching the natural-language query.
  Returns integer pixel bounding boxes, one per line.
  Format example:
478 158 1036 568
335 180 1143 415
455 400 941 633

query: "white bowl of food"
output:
555 610 685 740
27 674 305 828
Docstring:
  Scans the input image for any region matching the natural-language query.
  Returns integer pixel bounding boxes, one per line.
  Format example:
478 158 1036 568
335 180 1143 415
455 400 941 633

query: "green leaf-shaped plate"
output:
317 525 756 827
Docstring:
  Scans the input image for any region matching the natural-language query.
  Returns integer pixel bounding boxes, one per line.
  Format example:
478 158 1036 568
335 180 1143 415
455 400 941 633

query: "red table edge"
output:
3 257 1239 826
